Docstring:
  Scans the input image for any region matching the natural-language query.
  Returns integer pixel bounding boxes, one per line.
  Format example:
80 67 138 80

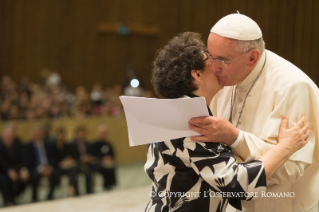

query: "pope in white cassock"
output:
189 13 319 212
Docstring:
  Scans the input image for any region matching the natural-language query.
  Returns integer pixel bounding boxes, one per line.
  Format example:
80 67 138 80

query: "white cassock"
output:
211 50 319 212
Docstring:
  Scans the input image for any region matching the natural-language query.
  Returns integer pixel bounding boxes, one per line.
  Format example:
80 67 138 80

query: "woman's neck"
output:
191 90 213 105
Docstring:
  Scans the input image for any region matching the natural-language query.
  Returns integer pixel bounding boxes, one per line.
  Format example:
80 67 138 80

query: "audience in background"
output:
0 125 27 206
0 68 145 206
23 126 59 201
92 125 116 190
90 83 103 110
67 126 95 194
0 122 118 207
52 127 78 196
0 70 155 121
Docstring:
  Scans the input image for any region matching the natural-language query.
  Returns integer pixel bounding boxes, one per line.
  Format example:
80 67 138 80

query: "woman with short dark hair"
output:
145 32 310 212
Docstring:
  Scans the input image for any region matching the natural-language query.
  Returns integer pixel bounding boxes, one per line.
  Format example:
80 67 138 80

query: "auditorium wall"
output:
0 0 318 91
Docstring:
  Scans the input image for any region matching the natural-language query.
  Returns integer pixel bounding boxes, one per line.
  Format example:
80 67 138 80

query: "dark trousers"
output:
0 174 27 204
29 169 59 201
93 163 116 189
56 167 79 195
77 164 94 194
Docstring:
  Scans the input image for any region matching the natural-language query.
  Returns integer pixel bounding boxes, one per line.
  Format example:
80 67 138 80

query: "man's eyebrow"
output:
207 50 229 60
214 55 228 60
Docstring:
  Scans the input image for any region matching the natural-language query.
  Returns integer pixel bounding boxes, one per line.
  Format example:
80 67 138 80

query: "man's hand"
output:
102 156 114 167
60 157 77 168
8 169 18 182
20 168 29 182
80 155 95 164
41 166 53 177
188 116 239 145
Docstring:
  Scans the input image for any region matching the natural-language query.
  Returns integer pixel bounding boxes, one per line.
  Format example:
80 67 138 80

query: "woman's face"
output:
198 52 224 101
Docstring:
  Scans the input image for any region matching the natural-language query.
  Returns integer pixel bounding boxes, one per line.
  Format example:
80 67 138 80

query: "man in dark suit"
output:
23 126 59 201
52 127 78 196
0 126 28 206
67 125 95 194
92 125 116 190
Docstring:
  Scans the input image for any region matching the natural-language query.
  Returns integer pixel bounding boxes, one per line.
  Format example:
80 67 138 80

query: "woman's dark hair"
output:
151 32 206 99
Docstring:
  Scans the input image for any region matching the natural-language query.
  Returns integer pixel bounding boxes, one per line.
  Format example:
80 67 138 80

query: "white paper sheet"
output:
119 96 209 146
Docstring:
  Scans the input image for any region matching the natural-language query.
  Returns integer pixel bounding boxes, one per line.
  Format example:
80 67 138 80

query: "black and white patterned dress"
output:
144 96 266 212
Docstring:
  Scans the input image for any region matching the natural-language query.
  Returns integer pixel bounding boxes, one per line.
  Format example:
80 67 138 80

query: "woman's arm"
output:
187 139 265 201
186 115 309 200
260 115 310 179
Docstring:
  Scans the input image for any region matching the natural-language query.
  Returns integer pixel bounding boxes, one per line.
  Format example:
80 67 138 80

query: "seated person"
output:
0 126 28 206
23 126 59 201
52 127 78 196
91 124 116 190
67 126 95 194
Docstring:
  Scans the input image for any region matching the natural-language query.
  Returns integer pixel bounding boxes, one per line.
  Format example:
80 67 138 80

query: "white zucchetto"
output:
210 13 262 40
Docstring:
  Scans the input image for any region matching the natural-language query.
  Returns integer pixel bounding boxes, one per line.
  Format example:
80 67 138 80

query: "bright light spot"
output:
130 79 139 88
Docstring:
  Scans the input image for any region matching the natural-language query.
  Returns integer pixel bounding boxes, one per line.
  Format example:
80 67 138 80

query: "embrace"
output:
144 13 319 212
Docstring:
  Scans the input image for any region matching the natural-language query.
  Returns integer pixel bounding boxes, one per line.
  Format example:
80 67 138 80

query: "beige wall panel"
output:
0 116 147 165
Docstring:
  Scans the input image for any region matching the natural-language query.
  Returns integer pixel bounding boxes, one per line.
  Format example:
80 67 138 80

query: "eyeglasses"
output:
204 48 254 67
203 51 210 62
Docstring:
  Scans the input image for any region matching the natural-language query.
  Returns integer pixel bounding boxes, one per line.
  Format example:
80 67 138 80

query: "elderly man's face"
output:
98 127 108 139
2 129 14 145
76 130 86 140
33 129 44 141
200 52 223 101
207 33 251 86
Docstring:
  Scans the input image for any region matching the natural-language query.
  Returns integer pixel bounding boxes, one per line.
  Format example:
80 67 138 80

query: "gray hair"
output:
236 37 265 53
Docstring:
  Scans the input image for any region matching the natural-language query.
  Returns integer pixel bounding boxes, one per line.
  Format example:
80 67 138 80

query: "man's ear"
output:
248 49 261 67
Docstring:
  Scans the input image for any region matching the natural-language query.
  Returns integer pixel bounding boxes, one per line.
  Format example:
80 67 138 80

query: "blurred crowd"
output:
0 66 154 206
0 122 116 206
0 69 135 121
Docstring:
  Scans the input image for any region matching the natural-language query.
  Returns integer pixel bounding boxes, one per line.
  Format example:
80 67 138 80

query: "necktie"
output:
78 140 87 156
36 143 47 165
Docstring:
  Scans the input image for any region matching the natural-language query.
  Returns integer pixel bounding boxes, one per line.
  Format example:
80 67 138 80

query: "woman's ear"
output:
191 70 202 82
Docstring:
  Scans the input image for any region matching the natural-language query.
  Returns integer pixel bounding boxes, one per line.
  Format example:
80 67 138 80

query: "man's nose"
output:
210 64 222 75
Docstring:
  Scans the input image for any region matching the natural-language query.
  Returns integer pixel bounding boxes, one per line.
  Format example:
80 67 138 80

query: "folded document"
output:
119 96 209 146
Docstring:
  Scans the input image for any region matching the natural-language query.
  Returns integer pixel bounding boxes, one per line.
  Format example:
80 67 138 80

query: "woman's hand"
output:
277 115 310 155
